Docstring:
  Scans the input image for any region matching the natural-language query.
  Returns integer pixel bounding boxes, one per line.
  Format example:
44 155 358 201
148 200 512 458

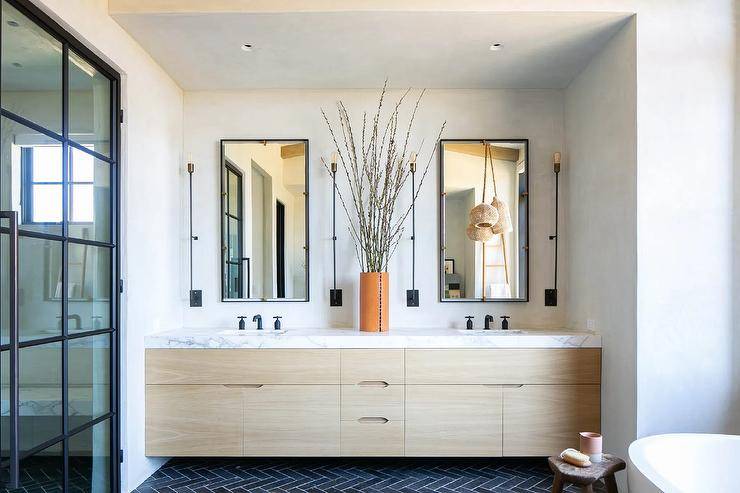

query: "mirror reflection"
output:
221 140 308 301
441 140 528 301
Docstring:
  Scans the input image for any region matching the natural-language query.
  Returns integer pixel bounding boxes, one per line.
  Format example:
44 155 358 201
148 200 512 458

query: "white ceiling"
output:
112 11 632 90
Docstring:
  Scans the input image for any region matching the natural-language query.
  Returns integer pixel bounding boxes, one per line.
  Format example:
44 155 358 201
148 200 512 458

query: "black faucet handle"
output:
500 315 511 330
465 316 474 330
273 316 282 331
465 316 474 320
237 316 247 320
500 316 510 319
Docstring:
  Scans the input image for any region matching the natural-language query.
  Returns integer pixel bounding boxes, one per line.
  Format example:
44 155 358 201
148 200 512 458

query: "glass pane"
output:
20 237 62 342
20 342 62 453
1 350 8 460
67 244 110 331
228 216 240 261
68 149 110 242
1 0 63 135
72 146 94 181
1 116 63 235
31 145 63 181
69 419 110 493
0 439 63 490
69 334 110 429
0 231 7 345
228 263 240 298
228 169 239 214
68 50 111 158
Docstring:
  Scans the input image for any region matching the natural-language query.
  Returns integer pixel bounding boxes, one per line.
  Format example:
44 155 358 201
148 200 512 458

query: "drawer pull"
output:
358 381 389 387
223 384 264 389
357 417 389 424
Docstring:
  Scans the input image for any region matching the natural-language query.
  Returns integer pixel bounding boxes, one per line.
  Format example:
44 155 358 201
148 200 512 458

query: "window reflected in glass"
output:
1 116 63 236
1 0 63 135
69 50 111 158
67 244 110 331
68 147 110 242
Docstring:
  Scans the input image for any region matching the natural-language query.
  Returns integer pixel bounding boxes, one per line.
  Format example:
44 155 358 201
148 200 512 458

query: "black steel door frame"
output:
0 0 122 490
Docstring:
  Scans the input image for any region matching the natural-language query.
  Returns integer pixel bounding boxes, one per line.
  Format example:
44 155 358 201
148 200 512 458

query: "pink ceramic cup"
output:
579 432 603 463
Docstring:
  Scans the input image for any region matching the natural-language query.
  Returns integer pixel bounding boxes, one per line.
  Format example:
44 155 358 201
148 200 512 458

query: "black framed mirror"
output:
220 139 309 302
439 139 529 302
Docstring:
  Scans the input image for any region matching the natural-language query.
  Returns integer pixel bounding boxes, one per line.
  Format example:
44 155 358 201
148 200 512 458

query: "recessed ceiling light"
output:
7 20 19 27
489 43 504 51
241 44 253 52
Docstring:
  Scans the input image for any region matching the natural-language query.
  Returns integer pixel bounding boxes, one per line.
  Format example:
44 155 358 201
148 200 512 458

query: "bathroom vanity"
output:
145 328 600 458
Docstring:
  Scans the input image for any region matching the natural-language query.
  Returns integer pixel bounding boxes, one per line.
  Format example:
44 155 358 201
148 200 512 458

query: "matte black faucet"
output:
238 316 247 330
253 314 263 330
484 315 494 330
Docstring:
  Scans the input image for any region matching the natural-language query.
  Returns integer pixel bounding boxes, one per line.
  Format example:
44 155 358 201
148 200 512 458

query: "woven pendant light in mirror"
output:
466 223 493 242
469 203 499 229
468 140 498 229
491 196 513 234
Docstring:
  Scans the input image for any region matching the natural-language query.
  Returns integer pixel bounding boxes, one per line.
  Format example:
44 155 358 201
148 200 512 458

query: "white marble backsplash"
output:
145 327 601 349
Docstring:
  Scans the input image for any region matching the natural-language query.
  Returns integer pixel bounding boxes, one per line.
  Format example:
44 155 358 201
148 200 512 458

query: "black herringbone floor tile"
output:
133 458 607 493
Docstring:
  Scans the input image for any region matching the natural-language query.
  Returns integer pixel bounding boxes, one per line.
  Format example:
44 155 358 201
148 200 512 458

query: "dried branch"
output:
322 83 444 272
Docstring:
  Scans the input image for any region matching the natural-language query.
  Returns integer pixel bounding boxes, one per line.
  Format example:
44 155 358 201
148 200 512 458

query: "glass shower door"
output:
0 0 119 490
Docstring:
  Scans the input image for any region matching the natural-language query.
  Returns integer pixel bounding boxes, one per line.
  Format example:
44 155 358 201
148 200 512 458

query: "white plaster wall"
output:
564 18 637 486
631 1 736 438
183 89 565 330
733 0 740 435
30 0 184 491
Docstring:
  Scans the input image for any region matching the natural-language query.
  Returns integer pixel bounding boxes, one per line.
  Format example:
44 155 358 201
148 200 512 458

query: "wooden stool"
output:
548 454 626 493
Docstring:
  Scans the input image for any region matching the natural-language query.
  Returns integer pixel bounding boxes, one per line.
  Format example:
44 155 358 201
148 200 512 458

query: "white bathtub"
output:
628 434 740 492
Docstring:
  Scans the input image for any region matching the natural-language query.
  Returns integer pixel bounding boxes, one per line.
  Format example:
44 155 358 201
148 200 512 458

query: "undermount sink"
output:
218 329 288 336
456 329 522 334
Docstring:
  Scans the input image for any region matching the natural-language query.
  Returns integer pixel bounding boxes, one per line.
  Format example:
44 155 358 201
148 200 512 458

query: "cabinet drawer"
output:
503 384 601 456
146 385 242 456
340 349 404 384
406 349 600 385
405 385 502 456
341 419 404 456
244 385 340 456
146 349 340 384
341 384 404 421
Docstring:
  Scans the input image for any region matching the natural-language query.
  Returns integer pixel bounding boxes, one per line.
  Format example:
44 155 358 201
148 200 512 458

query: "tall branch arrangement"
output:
321 82 446 272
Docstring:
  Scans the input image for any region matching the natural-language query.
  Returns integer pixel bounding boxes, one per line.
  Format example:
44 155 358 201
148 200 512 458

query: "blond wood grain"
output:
280 143 305 159
405 349 601 385
340 349 405 384
405 385 502 456
503 384 601 456
341 420 404 456
146 385 243 456
243 385 340 456
146 349 340 384
341 384 404 421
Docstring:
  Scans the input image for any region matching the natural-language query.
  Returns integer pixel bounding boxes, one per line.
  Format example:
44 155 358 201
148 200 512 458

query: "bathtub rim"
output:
628 433 740 493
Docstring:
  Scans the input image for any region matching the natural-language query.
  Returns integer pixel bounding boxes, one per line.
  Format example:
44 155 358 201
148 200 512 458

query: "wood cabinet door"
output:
503 384 601 456
243 385 340 456
146 385 243 456
405 385 502 456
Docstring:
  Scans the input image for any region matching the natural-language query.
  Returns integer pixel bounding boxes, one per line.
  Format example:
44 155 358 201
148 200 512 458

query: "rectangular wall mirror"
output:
221 139 308 301
440 140 528 302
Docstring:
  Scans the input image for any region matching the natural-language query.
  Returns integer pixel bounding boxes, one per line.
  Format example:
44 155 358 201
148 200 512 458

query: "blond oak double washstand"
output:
145 348 601 457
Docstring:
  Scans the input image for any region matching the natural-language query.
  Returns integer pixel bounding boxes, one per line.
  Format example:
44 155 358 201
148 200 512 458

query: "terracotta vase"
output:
359 272 389 332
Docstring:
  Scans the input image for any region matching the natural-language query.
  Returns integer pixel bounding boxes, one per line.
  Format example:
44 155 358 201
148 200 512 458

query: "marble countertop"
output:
145 327 601 349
